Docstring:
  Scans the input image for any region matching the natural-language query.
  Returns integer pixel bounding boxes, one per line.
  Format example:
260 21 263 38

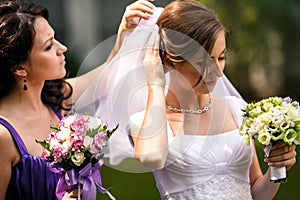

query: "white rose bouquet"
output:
240 96 300 183
36 113 118 200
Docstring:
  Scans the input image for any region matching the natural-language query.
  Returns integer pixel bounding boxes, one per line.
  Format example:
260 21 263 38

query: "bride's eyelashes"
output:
218 56 226 61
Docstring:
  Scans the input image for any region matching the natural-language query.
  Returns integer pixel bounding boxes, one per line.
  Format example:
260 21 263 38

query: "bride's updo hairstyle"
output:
156 0 225 65
0 0 71 111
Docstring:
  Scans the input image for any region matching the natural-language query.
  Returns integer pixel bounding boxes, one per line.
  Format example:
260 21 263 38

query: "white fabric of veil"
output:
73 6 244 169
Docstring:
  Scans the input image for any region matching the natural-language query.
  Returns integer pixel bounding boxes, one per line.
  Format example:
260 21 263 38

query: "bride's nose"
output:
215 60 224 77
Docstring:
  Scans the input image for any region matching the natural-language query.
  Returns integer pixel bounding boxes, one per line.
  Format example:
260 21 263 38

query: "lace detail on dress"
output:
164 175 252 200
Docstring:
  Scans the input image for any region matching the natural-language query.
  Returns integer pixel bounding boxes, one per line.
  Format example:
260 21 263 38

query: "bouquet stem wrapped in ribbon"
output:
263 144 287 183
56 160 115 200
36 113 118 200
240 96 300 183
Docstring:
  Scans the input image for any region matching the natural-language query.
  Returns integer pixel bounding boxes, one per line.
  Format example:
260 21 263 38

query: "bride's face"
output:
170 31 226 94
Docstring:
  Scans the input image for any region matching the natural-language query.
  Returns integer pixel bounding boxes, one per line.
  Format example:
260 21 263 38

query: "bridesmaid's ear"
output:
13 65 28 77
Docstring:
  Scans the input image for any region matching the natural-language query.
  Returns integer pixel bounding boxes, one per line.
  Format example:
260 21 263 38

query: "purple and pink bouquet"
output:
240 96 300 183
36 113 118 200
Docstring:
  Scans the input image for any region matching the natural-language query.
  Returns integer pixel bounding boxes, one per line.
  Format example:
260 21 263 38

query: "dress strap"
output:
51 105 63 120
0 118 28 155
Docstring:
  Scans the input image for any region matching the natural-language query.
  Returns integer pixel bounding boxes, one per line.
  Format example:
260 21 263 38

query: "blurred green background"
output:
2 0 299 199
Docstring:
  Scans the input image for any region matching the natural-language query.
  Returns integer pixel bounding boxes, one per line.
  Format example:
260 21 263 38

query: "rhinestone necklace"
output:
166 96 212 114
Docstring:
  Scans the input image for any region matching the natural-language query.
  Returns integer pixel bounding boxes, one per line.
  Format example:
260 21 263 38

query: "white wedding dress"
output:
129 96 254 200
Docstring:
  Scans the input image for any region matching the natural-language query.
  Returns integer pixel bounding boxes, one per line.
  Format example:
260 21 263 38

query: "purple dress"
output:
1 108 62 200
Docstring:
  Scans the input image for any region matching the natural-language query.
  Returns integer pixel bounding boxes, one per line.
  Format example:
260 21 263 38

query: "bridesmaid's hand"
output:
62 189 82 200
108 0 155 62
143 26 165 86
265 141 297 170
118 0 155 34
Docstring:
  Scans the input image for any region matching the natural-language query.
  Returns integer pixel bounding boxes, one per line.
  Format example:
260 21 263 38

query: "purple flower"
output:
41 149 50 159
90 143 101 159
94 132 108 150
70 135 84 151
52 145 64 162
71 114 89 133
282 96 292 103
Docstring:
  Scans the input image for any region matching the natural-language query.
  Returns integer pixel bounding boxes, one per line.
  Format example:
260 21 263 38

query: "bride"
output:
74 0 297 199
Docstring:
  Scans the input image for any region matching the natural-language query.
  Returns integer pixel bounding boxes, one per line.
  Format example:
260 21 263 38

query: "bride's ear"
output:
160 50 175 69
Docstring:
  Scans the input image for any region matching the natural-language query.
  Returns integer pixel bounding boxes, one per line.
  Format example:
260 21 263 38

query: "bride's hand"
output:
266 141 297 171
143 26 165 86
118 0 155 34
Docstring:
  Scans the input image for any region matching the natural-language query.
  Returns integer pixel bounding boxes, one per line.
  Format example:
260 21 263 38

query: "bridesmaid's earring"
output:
23 77 28 91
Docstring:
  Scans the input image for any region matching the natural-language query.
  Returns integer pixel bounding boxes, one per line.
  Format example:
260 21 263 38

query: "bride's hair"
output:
0 0 72 111
157 0 225 64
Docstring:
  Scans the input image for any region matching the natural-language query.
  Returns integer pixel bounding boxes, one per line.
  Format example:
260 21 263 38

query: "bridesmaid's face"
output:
24 16 67 81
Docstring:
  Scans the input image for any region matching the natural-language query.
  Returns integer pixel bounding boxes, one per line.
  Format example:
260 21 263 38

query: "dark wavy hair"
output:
0 0 72 111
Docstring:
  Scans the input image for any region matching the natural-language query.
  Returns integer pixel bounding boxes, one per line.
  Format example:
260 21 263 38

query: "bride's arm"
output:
130 27 168 170
249 141 296 200
66 0 155 104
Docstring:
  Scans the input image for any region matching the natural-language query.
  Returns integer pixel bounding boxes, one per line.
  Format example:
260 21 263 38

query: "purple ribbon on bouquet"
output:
56 160 114 200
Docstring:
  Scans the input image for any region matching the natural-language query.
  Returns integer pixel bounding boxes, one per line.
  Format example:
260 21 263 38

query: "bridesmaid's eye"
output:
45 44 53 51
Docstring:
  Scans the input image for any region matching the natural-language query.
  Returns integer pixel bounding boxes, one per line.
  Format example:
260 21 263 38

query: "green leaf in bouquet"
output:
35 139 49 149
294 121 300 131
106 124 119 139
295 130 300 145
86 127 100 137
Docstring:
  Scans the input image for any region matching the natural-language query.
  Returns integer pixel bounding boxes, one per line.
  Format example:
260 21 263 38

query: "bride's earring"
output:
23 77 28 91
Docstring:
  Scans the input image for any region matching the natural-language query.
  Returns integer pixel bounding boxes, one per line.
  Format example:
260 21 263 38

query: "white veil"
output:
73 6 246 172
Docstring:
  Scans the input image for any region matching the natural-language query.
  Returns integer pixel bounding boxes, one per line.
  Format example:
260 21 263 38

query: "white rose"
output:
83 136 94 148
49 138 60 149
271 110 284 124
248 118 264 136
249 106 262 118
258 112 272 124
286 107 300 121
262 102 273 112
71 152 85 166
61 140 71 151
56 128 71 141
88 117 102 129
258 130 271 145
62 115 76 127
